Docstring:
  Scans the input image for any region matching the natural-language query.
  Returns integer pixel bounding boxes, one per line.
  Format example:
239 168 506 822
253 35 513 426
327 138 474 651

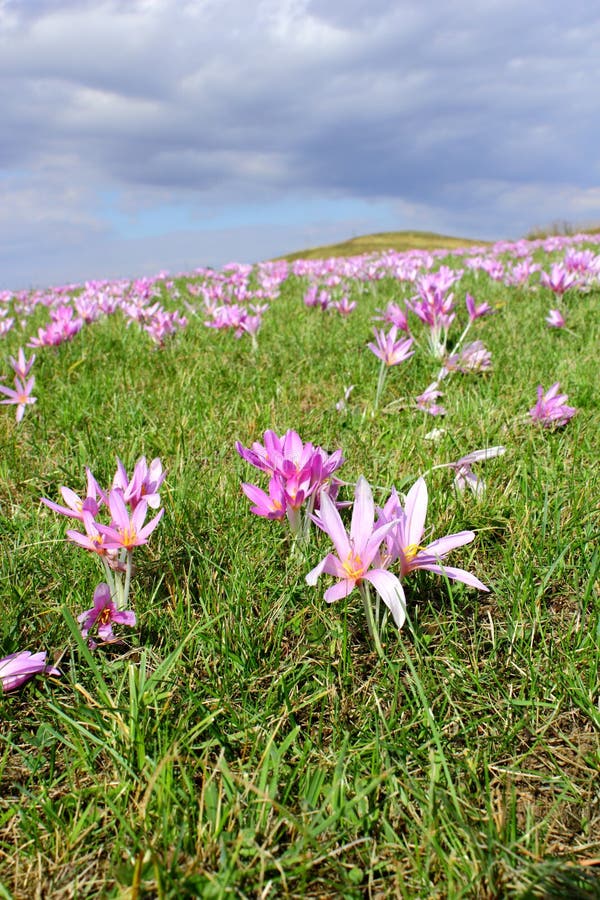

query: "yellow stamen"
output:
342 552 364 580
403 543 426 563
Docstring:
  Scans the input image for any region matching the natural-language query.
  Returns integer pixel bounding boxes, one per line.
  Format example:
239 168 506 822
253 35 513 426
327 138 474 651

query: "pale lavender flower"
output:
376 477 489 590
465 293 493 321
368 326 415 367
439 446 506 496
0 376 37 422
415 382 446 417
306 476 406 628
77 583 136 645
545 308 567 328
0 651 60 692
529 382 577 427
8 348 36 380
442 340 492 377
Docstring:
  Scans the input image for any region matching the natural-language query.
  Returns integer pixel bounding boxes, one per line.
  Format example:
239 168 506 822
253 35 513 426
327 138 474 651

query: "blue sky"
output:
1 0 600 288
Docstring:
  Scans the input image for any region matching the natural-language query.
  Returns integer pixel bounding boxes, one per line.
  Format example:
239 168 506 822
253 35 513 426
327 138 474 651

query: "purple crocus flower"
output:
465 293 493 321
306 476 407 628
376 477 489 590
0 651 60 692
0 376 36 422
368 326 415 367
77 583 136 644
529 382 577 427
545 309 567 329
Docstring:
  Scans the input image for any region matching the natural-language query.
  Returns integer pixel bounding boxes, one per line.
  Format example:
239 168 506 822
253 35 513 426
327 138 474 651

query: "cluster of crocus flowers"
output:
42 455 165 645
307 474 488 652
529 382 577 428
0 650 60 692
237 429 344 542
0 347 37 423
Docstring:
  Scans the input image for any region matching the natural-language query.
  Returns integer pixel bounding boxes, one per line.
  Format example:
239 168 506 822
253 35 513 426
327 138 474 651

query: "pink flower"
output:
241 477 287 519
77 583 136 645
306 477 406 628
0 376 37 422
377 477 489 590
545 309 566 328
440 446 506 496
8 348 36 379
97 491 164 551
465 293 493 321
415 382 446 417
42 468 105 520
0 651 60 692
368 326 415 367
539 264 579 296
529 382 577 427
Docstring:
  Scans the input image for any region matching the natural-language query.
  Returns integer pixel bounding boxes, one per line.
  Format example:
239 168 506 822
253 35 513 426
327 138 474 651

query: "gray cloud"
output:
1 0 600 287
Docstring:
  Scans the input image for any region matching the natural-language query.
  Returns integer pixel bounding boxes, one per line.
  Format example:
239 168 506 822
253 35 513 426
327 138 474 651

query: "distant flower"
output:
438 446 506 496
374 302 410 332
539 264 579 297
77 583 136 646
442 340 492 377
368 326 415 367
331 296 357 316
0 376 37 422
8 348 35 380
529 382 577 427
0 650 60 692
335 384 355 412
415 382 446 416
545 308 566 328
465 293 493 321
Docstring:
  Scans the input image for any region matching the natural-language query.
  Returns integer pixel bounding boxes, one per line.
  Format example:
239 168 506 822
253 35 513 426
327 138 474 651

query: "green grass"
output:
0 245 599 899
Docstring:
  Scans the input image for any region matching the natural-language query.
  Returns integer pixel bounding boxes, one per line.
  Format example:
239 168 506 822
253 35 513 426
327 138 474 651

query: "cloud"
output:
1 0 600 287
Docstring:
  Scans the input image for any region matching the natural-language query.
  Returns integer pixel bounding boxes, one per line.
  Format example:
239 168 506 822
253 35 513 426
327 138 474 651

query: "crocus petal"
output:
318 490 351 561
324 579 356 603
403 477 428 546
363 569 406 628
425 531 475 558
418 563 489 591
350 476 374 549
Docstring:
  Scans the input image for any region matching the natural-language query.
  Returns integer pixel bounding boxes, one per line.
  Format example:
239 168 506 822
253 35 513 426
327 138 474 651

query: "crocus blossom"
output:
306 476 407 629
0 651 60 692
368 326 415 367
436 446 506 496
529 382 577 427
376 477 489 591
0 376 37 422
77 583 136 645
545 309 567 328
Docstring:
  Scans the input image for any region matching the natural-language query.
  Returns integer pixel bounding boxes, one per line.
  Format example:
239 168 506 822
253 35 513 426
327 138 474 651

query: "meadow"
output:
0 232 598 899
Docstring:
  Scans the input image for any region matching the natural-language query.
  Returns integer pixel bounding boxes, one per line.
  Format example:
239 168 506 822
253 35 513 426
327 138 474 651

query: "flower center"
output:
403 543 425 563
342 552 364 580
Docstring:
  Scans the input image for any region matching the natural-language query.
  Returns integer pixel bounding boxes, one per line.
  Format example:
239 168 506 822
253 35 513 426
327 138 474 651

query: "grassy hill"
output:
277 229 493 261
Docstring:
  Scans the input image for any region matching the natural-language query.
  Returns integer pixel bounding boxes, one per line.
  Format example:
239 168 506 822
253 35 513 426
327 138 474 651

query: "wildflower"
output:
545 308 566 328
42 468 105 520
465 293 493 321
0 376 37 423
377 477 489 590
439 446 506 496
77 583 136 645
368 326 414 367
529 382 577 427
241 477 287 520
539 264 579 296
441 340 492 377
306 476 406 629
415 382 446 417
0 650 60 692
335 384 355 412
97 491 164 551
8 348 35 379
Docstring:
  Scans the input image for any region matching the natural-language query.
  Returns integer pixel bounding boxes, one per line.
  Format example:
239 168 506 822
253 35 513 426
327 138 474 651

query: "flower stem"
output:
374 360 388 412
359 582 385 659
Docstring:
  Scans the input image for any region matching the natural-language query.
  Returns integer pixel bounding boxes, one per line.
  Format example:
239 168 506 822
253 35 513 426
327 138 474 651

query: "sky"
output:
1 0 600 289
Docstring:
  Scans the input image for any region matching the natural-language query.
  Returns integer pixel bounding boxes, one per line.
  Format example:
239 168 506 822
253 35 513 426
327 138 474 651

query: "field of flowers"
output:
1 232 599 898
